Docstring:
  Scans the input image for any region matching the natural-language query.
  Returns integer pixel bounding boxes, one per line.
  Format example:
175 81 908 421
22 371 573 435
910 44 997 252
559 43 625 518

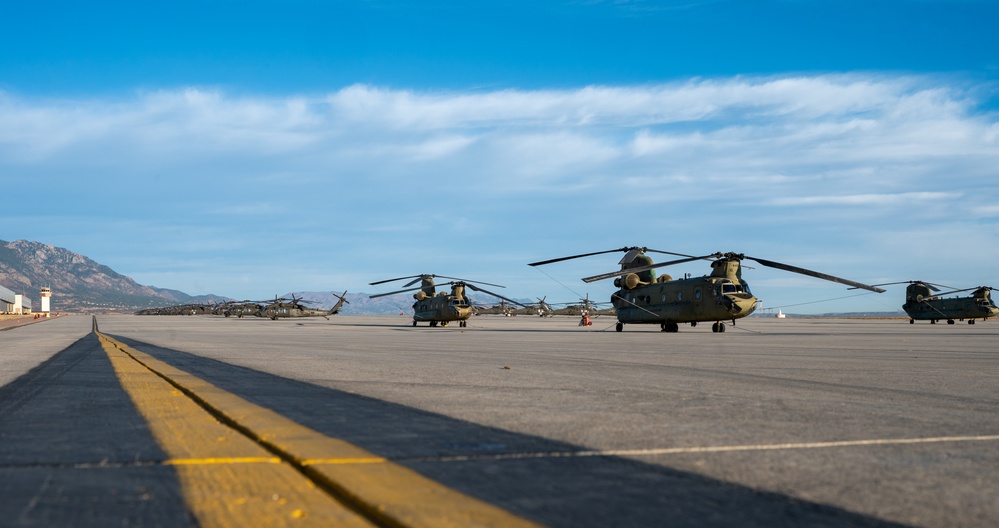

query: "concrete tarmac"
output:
2 313 997 526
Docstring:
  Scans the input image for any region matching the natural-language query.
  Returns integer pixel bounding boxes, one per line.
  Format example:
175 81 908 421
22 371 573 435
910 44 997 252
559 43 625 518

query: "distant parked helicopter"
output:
259 292 349 320
512 296 556 317
136 303 215 316
369 274 524 327
474 299 517 316
548 294 607 316
218 300 264 318
530 247 885 333
874 281 998 324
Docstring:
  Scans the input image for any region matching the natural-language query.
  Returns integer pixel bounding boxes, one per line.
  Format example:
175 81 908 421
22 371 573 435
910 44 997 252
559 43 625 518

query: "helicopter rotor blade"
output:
923 282 958 292
581 254 720 283
403 276 431 287
531 247 703 267
745 256 886 293
435 276 506 288
368 286 426 299
853 280 949 292
529 247 641 267
464 283 527 307
920 286 989 298
369 274 428 286
643 249 701 258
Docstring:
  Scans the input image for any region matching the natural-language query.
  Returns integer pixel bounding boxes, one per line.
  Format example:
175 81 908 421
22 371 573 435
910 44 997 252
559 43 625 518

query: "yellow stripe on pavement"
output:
99 334 375 528
98 331 541 528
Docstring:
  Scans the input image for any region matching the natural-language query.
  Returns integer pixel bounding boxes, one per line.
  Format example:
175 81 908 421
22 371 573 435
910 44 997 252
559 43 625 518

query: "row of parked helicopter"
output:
139 247 997 332
137 292 350 320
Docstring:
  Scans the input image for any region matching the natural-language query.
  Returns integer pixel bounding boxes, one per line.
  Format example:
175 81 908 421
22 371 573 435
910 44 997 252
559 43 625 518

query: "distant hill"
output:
0 239 226 312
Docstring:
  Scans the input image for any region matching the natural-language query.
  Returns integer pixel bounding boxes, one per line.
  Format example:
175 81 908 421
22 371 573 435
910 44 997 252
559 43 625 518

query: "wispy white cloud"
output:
4 73 998 308
768 192 962 207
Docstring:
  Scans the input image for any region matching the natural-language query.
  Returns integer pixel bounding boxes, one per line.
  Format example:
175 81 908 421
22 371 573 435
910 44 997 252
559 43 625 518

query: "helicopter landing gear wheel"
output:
969 320 975 325
712 322 726 333
429 320 437 327
459 320 467 328
413 320 417 327
661 321 679 333
616 322 624 332
947 319 955 325
909 319 914 324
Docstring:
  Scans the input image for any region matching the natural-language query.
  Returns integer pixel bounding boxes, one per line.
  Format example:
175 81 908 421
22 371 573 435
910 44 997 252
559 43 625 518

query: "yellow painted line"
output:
98 332 541 528
98 334 374 528
164 457 282 466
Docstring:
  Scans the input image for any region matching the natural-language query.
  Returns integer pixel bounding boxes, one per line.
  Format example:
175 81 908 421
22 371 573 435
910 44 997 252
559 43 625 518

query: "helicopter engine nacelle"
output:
905 283 933 303
414 291 428 301
616 273 649 290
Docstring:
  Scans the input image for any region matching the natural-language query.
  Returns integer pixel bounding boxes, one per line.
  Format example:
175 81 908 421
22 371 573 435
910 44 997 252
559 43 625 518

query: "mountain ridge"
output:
0 239 225 312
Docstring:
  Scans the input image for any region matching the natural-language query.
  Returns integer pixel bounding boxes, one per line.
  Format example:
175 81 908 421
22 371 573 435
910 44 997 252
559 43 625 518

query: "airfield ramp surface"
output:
1 314 997 527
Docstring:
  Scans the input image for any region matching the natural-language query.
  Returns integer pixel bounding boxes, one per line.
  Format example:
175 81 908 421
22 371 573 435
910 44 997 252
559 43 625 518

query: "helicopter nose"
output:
724 294 758 316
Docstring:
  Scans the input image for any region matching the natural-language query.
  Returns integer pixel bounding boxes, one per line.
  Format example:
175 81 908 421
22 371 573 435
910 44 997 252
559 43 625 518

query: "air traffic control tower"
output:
40 286 52 316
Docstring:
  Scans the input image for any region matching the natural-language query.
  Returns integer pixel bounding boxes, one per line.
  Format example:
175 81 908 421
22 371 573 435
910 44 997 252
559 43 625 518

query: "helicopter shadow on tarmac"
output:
103 333 906 528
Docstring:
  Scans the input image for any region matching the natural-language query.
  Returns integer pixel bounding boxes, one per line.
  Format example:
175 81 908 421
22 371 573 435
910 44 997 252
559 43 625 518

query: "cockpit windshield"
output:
721 282 744 294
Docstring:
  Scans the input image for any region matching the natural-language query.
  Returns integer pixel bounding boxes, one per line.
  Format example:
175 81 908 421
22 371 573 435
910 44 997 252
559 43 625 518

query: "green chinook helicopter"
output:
873 281 998 324
530 247 885 333
369 274 524 327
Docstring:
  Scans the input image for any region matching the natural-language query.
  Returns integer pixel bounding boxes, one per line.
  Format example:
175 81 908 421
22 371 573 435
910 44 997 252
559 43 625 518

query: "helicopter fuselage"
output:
604 255 756 332
223 304 262 318
412 292 473 326
612 274 758 330
262 306 331 320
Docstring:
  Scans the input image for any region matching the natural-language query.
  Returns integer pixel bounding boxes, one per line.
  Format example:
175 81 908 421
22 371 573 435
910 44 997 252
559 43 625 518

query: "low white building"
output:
0 285 33 314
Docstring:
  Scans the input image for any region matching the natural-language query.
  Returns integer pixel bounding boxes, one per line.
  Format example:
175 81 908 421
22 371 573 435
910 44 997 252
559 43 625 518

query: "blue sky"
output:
3 0 998 313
